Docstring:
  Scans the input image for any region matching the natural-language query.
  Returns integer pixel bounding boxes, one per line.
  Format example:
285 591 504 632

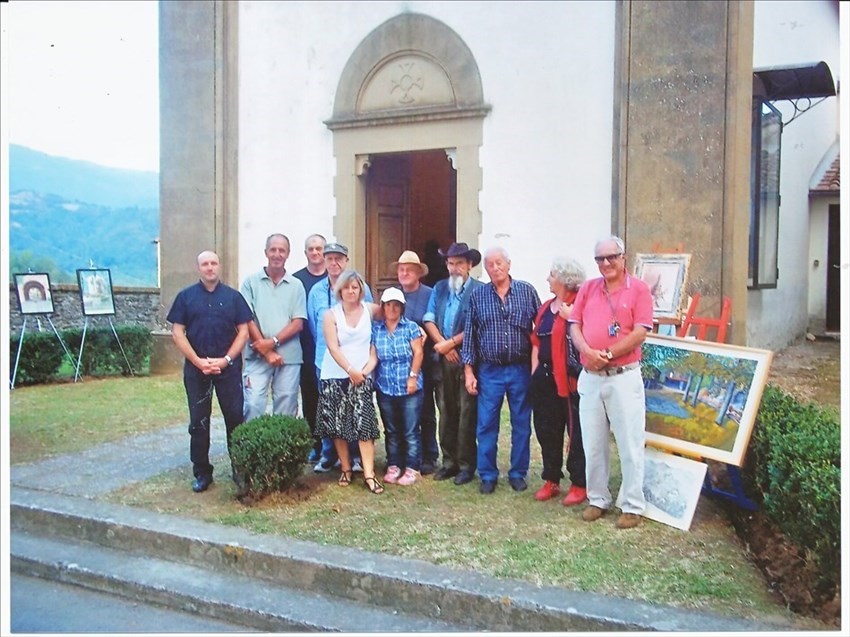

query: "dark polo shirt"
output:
167 281 253 359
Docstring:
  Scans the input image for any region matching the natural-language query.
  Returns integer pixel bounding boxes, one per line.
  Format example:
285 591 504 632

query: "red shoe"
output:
562 485 587 506
534 481 561 501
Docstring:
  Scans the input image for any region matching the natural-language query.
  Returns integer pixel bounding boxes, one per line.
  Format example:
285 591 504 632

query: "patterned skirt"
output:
316 377 380 442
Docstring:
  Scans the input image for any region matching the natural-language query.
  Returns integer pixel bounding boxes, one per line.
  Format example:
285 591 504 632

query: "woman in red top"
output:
530 257 587 505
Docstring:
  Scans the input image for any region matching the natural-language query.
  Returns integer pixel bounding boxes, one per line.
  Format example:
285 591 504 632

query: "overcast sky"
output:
4 0 159 172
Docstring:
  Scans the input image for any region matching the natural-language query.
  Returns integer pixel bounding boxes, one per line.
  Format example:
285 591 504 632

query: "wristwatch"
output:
272 336 280 347
604 349 614 361
408 371 417 378
224 354 234 366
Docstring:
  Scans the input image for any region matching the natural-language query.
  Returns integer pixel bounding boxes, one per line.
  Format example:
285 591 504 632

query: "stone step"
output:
9 487 782 632
11 528 464 632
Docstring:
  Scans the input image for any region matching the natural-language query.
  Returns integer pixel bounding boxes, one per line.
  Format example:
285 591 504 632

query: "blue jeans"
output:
377 390 423 471
475 362 532 482
316 366 359 463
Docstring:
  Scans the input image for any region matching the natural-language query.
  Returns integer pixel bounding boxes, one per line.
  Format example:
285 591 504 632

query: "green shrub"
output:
743 384 840 588
63 325 153 376
230 414 313 498
9 331 65 385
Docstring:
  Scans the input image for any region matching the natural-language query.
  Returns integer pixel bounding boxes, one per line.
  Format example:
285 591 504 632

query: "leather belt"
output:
582 362 640 376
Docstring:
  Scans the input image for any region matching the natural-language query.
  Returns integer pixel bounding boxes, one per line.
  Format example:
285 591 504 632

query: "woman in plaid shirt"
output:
372 287 426 487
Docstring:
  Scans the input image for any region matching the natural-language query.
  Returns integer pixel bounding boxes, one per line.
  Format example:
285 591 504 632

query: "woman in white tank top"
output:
315 270 383 494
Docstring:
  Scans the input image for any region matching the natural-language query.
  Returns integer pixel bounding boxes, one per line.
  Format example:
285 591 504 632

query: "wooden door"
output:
366 155 410 297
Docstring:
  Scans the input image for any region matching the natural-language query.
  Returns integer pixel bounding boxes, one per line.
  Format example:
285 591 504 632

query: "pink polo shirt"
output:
569 274 654 367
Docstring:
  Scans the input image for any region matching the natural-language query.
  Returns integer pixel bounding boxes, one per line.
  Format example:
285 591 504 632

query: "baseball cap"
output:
324 243 349 257
380 287 406 305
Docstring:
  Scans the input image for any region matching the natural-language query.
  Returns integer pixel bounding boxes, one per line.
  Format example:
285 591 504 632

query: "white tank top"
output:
320 302 373 379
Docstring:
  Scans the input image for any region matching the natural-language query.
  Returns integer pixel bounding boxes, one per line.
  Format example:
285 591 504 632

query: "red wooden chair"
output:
676 293 732 344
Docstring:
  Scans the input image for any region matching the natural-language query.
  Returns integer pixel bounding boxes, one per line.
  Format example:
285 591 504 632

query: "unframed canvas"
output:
616 447 708 531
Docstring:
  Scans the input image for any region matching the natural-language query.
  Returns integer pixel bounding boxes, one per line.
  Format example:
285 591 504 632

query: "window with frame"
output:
748 99 781 289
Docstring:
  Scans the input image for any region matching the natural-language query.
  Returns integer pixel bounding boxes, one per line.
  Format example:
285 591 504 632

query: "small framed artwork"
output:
641 334 773 467
617 447 708 531
77 268 116 316
14 273 55 315
633 253 691 321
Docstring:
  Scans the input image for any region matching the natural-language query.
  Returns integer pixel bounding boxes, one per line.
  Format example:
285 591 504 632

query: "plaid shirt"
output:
372 317 424 396
462 278 540 367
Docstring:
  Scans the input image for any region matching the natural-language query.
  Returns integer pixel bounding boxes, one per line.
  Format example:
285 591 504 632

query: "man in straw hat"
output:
423 242 484 486
390 250 438 474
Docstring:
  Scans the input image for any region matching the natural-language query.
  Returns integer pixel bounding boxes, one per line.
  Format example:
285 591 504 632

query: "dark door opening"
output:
365 150 456 296
825 203 840 332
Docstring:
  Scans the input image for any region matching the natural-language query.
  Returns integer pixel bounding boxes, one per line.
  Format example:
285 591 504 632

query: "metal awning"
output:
753 61 836 101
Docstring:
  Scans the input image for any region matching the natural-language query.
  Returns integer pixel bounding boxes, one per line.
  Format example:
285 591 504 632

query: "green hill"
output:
8 145 159 287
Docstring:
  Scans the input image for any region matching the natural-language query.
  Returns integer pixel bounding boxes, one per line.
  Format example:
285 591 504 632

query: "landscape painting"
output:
640 334 773 466
617 447 708 531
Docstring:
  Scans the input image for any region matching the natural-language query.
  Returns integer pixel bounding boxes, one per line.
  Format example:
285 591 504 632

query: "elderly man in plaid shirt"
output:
462 246 540 494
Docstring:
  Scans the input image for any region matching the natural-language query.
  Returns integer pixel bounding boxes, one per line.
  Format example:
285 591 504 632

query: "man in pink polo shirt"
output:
569 235 654 530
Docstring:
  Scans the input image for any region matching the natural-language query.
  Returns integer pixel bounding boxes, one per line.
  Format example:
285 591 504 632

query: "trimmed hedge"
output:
9 331 65 385
743 384 840 590
9 325 154 384
230 414 314 499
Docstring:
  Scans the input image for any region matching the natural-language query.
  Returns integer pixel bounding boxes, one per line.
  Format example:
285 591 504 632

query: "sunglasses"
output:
594 253 623 264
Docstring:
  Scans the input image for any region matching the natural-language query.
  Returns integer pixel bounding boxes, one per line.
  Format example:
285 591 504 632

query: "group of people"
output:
167 233 653 529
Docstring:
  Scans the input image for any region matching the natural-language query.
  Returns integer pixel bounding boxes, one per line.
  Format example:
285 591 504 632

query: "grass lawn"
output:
8 373 190 463
6 371 829 629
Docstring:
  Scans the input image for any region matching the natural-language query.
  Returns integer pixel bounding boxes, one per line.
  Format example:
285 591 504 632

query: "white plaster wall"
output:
236 1 617 297
748 0 840 350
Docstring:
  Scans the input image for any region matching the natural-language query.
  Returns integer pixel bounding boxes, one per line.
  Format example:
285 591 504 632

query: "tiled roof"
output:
810 155 840 194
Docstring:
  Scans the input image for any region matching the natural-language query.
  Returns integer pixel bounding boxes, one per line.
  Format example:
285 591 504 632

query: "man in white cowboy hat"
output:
390 250 438 474
423 242 484 486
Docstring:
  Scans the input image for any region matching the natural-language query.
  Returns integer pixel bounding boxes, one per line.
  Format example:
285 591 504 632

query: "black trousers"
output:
531 364 585 486
299 362 322 452
184 363 244 479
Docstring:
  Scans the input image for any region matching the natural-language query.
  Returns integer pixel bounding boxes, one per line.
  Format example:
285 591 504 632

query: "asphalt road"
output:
10 573 257 634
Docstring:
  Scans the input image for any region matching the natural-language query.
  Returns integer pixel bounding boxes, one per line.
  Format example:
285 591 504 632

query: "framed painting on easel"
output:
634 253 691 321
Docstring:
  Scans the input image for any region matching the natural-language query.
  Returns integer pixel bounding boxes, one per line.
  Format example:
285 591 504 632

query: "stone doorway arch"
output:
324 13 489 273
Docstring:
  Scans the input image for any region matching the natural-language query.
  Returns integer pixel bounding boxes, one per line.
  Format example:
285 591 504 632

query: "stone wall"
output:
8 284 166 333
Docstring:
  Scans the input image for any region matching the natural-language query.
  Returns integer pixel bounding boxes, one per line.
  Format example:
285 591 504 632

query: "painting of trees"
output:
640 335 772 467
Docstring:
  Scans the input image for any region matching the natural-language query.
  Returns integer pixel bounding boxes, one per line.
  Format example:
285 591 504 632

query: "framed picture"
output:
633 253 691 320
640 334 773 467
14 273 55 315
617 447 708 531
77 268 116 316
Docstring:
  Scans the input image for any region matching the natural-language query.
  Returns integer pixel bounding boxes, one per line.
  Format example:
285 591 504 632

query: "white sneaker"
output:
313 458 335 473
397 468 420 486
383 465 401 484
352 458 363 473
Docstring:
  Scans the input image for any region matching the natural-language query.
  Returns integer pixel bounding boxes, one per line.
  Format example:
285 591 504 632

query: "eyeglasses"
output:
594 253 623 264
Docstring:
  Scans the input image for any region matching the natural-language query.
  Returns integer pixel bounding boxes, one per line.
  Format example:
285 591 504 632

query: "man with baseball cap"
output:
423 242 484 486
306 242 374 473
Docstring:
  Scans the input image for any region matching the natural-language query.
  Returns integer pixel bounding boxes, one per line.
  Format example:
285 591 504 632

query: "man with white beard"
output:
423 242 484 486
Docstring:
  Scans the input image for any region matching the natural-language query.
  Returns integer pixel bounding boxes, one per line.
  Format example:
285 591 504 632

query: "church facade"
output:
158 1 841 354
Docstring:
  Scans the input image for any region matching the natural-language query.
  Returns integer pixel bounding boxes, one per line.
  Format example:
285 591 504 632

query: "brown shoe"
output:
581 505 606 522
615 513 641 529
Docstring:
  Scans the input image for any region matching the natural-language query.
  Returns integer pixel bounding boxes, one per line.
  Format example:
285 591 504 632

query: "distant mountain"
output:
8 145 159 287
10 144 158 209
